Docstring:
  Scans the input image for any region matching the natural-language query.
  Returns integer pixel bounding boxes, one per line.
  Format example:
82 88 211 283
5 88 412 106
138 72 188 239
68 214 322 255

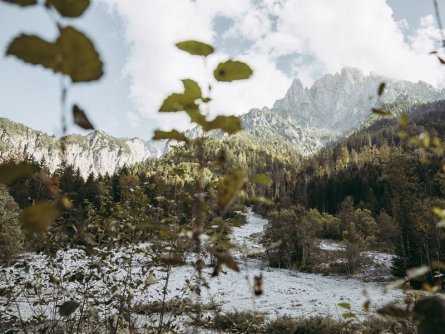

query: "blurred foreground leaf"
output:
19 202 60 233
73 104 94 129
153 130 189 143
0 162 34 184
1 0 36 6
176 40 214 57
214 60 253 82
59 300 79 317
378 82 386 96
218 168 247 213
205 115 242 134
46 0 90 17
7 26 103 82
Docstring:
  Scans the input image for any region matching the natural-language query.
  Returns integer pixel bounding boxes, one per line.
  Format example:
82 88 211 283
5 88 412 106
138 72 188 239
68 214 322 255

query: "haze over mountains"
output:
1 67 444 177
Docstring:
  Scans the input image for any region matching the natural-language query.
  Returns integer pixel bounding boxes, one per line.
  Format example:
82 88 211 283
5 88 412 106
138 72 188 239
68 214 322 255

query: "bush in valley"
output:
262 199 374 273
0 184 24 262
212 311 267 333
203 313 416 333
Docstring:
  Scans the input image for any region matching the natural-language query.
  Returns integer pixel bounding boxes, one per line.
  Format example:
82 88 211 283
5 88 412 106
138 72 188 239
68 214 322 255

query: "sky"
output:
0 0 444 140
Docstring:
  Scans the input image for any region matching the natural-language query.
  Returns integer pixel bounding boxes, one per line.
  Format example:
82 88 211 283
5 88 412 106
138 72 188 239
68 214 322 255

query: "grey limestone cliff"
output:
0 118 164 178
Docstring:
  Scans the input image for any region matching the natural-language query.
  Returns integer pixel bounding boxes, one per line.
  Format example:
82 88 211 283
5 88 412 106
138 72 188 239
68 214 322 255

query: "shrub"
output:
291 316 345 334
262 316 298 334
0 184 24 262
213 311 266 333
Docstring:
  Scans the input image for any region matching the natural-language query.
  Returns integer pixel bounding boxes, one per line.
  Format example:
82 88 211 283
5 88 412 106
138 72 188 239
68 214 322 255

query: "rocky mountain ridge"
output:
0 118 164 178
2 67 444 174
235 67 445 155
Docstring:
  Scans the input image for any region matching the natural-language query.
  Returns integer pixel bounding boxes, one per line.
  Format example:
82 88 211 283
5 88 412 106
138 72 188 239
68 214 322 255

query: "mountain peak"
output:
271 68 445 134
339 66 366 82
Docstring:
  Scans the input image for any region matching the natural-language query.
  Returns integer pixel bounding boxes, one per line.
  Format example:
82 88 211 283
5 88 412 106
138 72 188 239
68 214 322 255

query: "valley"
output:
1 69 445 333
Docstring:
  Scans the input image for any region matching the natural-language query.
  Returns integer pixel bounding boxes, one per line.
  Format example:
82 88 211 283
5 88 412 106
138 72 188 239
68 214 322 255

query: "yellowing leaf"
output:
46 0 90 17
338 302 351 310
19 202 59 233
214 60 253 82
1 0 36 6
342 312 356 319
7 26 103 83
175 40 214 57
433 207 445 218
152 130 189 143
61 197 73 209
73 104 94 129
399 113 409 127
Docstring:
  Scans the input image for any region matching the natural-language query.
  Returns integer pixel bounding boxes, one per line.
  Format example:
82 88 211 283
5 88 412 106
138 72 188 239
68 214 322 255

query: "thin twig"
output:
433 0 445 47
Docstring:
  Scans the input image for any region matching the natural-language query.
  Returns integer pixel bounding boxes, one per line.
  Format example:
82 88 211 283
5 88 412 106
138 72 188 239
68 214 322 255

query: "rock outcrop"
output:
0 118 163 178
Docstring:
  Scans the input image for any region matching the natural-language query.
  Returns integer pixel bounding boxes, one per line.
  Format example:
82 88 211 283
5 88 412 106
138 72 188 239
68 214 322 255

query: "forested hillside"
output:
262 100 445 280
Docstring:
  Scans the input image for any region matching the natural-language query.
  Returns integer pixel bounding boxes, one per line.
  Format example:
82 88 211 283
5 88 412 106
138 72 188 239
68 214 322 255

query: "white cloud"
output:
102 0 444 132
126 111 140 128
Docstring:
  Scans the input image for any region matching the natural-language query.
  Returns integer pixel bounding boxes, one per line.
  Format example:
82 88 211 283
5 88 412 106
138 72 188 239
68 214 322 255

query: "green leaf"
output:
56 27 103 82
338 302 351 310
182 79 202 99
175 40 214 57
152 130 189 143
205 115 242 134
6 34 59 71
185 108 207 127
159 93 198 112
342 312 356 319
19 202 60 233
59 300 79 317
73 104 94 129
6 26 103 83
377 82 386 96
214 60 253 82
0 162 34 184
46 0 89 17
251 174 272 185
1 0 36 6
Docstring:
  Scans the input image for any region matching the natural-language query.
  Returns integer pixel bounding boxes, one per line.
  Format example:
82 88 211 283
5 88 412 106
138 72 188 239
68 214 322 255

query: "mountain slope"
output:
236 67 445 155
0 118 163 178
